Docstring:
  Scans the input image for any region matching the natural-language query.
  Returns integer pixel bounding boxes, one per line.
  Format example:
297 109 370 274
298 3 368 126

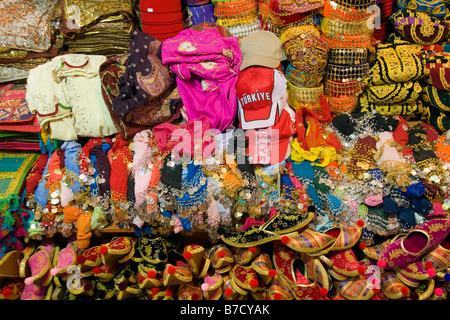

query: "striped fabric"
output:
328 224 363 251
381 272 409 300
362 240 391 260
285 228 336 253
422 245 450 271
336 275 374 300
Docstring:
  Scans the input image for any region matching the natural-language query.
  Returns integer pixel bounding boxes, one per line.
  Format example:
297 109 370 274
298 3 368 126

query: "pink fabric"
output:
152 122 179 154
172 213 184 234
132 130 153 206
364 192 383 206
376 131 404 164
206 198 221 228
161 28 242 132
241 216 265 231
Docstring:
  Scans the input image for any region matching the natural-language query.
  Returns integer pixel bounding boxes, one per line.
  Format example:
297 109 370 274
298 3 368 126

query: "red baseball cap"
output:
246 107 297 164
236 67 287 130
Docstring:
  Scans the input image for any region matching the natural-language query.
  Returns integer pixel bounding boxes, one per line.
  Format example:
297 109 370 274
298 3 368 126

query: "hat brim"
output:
240 56 282 71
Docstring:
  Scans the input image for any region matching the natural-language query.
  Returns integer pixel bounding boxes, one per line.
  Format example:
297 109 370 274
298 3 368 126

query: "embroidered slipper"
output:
220 226 281 248
177 283 203 300
281 227 337 254
20 283 48 300
327 248 367 277
24 239 55 286
146 286 174 300
92 262 122 282
301 253 332 291
137 262 164 289
99 237 132 265
76 245 102 273
396 270 420 287
198 257 211 278
19 244 37 278
183 244 206 276
117 237 136 264
430 284 447 300
309 220 365 256
209 244 234 272
273 242 328 300
0 250 23 277
422 235 450 271
259 207 315 235
251 288 270 300
267 276 294 300
327 268 349 281
137 235 168 264
222 274 246 300
51 286 66 300
0 278 24 300
381 271 411 300
334 275 375 300
411 279 436 300
378 219 450 269
398 260 434 281
361 238 393 260
251 253 277 285
50 241 77 278
114 267 144 300
230 264 261 293
231 246 260 265
94 280 115 300
201 272 223 300
162 263 193 286
67 278 95 297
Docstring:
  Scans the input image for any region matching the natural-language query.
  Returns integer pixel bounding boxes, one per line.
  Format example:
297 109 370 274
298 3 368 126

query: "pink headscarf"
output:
161 28 242 132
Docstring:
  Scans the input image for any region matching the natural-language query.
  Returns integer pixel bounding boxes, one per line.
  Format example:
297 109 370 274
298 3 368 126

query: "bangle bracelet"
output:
286 63 325 88
277 0 325 14
287 80 324 109
325 62 370 82
324 79 364 97
326 95 359 114
328 48 369 65
321 17 374 37
322 33 374 49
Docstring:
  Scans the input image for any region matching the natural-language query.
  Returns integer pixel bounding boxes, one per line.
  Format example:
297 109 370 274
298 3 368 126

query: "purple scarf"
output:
161 28 242 132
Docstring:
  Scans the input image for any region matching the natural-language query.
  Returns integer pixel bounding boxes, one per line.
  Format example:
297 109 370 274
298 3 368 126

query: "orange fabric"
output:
63 205 93 249
76 211 93 250
63 206 81 224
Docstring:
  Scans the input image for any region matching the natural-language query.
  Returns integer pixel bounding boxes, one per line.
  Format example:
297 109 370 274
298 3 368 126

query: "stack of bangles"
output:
268 0 322 35
325 62 370 82
287 80 324 110
321 0 376 22
212 0 259 38
213 0 257 16
329 0 376 12
324 79 365 97
326 95 360 113
328 48 369 65
277 0 325 14
321 17 374 37
322 33 374 49
285 63 324 88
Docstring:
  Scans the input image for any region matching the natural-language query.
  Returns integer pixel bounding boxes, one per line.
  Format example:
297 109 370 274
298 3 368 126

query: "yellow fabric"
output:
290 139 336 167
